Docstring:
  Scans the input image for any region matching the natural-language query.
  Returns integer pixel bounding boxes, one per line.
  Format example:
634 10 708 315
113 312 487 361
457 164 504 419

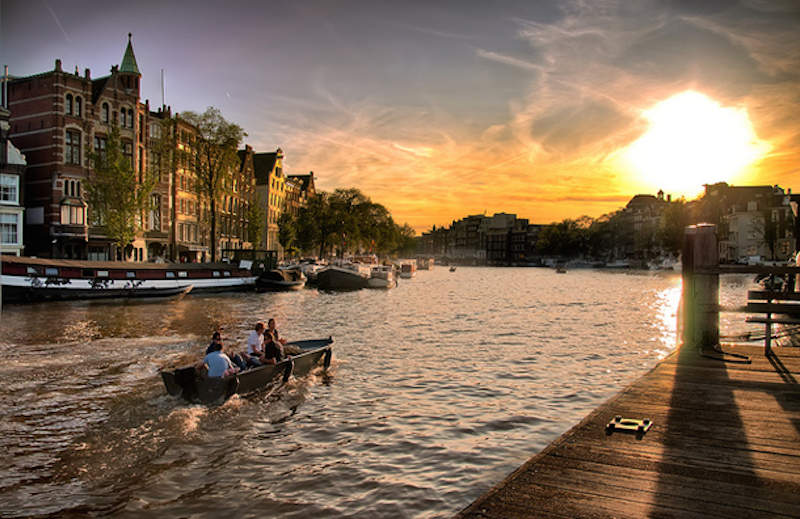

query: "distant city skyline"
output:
2 0 799 233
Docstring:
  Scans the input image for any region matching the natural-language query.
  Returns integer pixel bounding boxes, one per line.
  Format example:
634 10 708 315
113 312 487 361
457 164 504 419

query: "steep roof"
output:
252 152 278 185
120 33 140 75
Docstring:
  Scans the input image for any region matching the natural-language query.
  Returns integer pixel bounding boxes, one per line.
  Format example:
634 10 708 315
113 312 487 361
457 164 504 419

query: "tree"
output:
656 198 691 255
276 208 296 253
536 219 583 258
295 191 338 258
179 107 246 261
292 188 409 258
86 123 156 257
246 193 267 248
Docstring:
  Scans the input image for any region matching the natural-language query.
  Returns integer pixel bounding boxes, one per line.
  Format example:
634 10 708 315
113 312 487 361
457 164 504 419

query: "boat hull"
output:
1 281 192 302
1 256 255 303
316 266 369 290
161 338 333 405
255 269 306 292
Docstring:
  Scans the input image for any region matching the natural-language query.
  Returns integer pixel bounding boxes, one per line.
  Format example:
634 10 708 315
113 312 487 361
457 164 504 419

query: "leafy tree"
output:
295 191 338 258
246 193 267 248
277 208 296 253
536 218 583 258
179 107 246 261
656 198 691 255
395 223 417 256
755 198 781 260
292 188 410 258
86 123 156 257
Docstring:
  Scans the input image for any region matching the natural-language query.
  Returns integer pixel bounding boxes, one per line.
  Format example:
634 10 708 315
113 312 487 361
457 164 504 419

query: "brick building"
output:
7 35 148 259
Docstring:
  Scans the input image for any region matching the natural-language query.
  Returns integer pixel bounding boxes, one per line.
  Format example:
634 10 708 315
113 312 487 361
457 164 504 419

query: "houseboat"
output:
1 256 257 303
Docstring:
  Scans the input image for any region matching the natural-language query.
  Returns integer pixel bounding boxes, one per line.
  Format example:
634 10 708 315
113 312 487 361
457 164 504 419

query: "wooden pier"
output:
454 343 800 518
455 225 800 518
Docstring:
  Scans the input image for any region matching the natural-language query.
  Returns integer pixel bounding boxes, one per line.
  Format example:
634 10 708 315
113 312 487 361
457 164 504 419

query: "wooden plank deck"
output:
454 344 800 518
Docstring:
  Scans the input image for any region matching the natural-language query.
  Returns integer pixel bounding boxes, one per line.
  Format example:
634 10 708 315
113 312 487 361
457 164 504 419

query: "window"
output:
75 96 82 118
150 194 162 231
65 130 81 165
64 179 81 198
65 94 73 115
60 203 85 225
128 109 135 129
0 175 19 204
120 109 127 128
123 142 133 166
95 136 107 158
101 103 109 123
0 212 20 245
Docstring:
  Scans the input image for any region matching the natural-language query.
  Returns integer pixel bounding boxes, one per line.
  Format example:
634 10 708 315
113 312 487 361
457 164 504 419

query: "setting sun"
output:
621 92 771 197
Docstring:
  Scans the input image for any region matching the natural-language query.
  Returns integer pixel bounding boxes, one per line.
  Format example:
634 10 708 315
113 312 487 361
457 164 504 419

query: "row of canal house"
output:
1 35 316 261
419 213 540 265
418 184 797 266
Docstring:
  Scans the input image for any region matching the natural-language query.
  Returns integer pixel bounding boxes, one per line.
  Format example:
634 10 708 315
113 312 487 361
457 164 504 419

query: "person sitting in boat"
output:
208 332 248 371
246 322 267 366
261 331 285 365
202 341 239 378
267 318 302 355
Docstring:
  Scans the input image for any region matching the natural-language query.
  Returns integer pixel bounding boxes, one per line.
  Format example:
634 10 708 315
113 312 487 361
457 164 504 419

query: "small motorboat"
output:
255 268 306 291
160 337 333 405
367 265 396 289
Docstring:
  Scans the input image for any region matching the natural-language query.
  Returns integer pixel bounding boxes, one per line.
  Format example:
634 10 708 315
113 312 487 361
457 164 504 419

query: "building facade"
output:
1 106 26 256
252 149 286 252
707 183 796 263
7 36 148 260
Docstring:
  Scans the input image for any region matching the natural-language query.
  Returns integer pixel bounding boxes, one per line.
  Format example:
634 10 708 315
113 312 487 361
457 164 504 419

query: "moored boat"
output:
367 265 396 289
1 255 256 303
160 337 333 405
399 261 417 279
315 262 370 290
417 258 434 270
255 268 306 291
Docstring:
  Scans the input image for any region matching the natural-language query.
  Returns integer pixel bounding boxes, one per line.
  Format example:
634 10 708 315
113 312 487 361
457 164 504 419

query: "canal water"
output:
0 267 760 518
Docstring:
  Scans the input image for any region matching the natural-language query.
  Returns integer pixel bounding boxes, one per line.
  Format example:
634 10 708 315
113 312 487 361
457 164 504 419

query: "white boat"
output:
367 265 396 289
399 261 417 279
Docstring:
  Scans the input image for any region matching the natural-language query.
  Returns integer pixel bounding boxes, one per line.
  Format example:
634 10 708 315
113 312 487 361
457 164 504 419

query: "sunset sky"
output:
2 0 799 233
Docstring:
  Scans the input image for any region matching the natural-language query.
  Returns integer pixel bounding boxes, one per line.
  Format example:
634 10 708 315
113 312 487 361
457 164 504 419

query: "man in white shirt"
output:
246 322 266 365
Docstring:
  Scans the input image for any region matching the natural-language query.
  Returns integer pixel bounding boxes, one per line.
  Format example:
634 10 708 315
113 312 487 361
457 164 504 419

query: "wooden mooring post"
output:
681 223 720 352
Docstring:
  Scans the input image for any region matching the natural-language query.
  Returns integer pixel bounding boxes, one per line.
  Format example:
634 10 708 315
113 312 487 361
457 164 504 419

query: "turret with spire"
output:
119 33 141 94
